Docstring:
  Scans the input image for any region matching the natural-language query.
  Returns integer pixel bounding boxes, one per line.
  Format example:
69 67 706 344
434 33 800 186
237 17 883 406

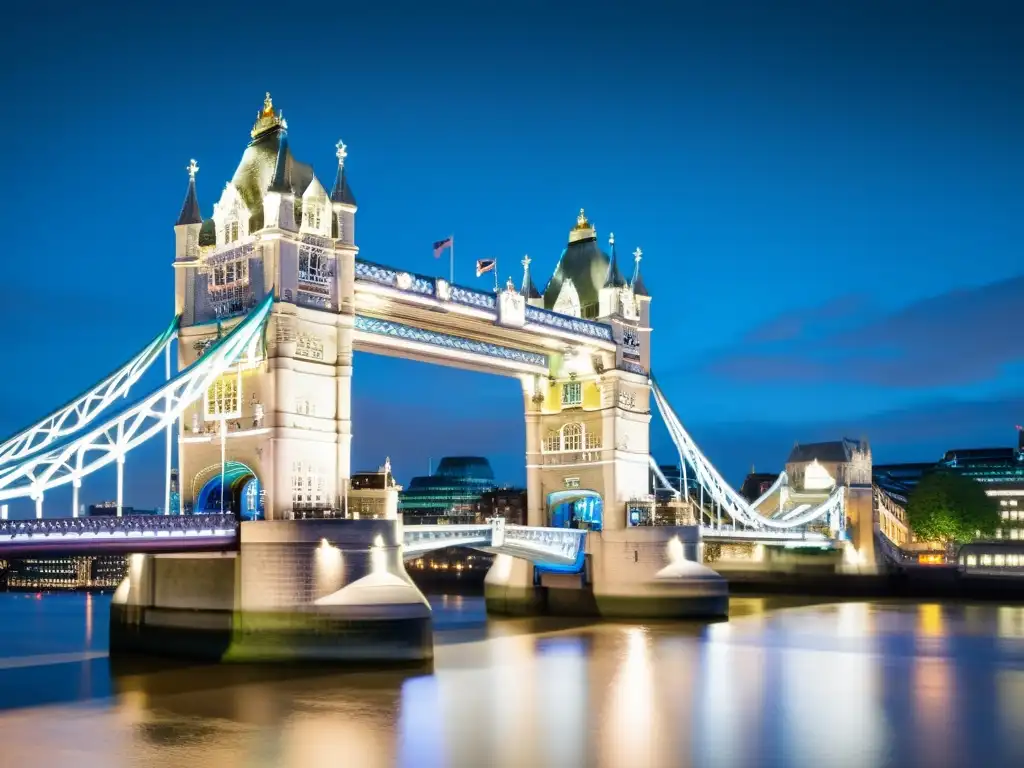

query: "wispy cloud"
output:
704 276 1024 387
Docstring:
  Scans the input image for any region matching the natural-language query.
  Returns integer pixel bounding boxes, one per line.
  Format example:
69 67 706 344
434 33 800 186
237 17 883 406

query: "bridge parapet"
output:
402 524 491 557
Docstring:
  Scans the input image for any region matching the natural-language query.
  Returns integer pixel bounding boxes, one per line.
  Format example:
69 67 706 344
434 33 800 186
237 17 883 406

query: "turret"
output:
330 139 357 245
520 255 543 308
263 126 296 231
598 232 628 318
173 159 203 320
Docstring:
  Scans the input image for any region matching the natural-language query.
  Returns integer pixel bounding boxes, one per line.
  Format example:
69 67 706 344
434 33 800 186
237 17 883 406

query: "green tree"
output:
906 471 1000 545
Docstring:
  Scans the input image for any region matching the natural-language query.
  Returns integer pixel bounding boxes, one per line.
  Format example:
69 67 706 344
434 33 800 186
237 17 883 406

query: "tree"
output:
906 471 1000 545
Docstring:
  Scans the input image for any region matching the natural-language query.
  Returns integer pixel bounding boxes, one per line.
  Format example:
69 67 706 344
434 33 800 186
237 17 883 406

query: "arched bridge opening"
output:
193 461 264 520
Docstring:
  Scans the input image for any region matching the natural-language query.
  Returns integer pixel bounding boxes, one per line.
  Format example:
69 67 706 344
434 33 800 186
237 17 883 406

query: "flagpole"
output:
494 258 499 292
449 235 454 284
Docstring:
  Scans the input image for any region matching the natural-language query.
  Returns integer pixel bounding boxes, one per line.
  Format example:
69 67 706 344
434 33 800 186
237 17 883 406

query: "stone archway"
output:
546 489 603 531
193 461 265 520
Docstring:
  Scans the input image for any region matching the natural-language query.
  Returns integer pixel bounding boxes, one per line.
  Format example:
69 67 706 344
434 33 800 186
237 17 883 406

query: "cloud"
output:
658 394 1024 485
705 275 1024 387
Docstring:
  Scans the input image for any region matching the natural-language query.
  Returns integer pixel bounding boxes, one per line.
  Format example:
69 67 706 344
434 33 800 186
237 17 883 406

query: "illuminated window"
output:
562 381 582 407
205 374 240 418
995 554 1006 567
981 554 993 566
1009 554 1020 567
562 423 583 452
1013 528 1021 541
223 219 240 244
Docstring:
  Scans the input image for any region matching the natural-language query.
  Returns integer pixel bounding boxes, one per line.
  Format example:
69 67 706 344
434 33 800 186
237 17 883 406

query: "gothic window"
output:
205 374 240 419
291 462 324 509
305 202 322 230
585 430 601 450
563 423 583 452
212 257 248 289
223 219 240 245
544 431 560 452
298 249 330 287
562 381 582 407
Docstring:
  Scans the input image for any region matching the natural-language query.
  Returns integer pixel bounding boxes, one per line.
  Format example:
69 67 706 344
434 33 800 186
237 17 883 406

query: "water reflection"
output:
0 594 1023 765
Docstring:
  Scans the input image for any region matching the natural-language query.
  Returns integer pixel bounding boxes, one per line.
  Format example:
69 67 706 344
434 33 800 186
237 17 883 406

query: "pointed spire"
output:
520 254 541 299
330 138 357 205
602 231 627 289
631 246 649 297
176 159 202 226
268 132 291 193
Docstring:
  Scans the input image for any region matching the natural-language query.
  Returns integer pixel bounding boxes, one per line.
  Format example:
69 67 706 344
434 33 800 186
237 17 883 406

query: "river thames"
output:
1 593 1024 766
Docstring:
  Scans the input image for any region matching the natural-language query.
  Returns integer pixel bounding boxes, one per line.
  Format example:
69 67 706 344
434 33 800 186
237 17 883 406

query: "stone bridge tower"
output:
522 210 653 531
172 94 357 520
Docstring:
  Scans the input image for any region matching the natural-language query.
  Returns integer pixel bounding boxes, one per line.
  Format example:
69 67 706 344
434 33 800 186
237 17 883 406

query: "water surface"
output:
2 592 1024 766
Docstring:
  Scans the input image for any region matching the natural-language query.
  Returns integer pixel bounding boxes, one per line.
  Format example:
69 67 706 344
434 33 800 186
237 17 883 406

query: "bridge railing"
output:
0 513 238 540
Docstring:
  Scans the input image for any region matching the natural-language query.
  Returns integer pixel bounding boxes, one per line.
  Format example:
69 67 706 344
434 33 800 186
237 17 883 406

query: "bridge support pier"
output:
110 519 432 664
485 526 728 619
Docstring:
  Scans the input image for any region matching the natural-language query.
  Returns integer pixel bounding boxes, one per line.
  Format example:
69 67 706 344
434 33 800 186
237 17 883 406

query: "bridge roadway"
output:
0 514 830 559
0 515 586 565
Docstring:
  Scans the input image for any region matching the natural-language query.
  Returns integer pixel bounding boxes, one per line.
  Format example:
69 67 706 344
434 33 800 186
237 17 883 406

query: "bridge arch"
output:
547 489 603 531
193 461 264 520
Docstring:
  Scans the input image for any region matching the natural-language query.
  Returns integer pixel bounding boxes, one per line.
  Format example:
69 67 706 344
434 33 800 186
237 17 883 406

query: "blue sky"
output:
0 0 1022 511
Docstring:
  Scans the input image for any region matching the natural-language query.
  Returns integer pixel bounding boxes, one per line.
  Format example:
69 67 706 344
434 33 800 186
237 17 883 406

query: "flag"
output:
433 237 453 258
475 258 496 277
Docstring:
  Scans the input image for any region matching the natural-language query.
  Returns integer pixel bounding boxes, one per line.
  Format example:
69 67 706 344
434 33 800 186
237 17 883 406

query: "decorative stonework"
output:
618 360 646 375
296 333 325 361
498 282 526 327
525 305 614 342
275 316 296 345
354 316 547 368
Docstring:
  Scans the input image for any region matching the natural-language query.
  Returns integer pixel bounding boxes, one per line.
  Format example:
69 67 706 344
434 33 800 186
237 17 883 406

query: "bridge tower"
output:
173 94 357 520
524 210 652 531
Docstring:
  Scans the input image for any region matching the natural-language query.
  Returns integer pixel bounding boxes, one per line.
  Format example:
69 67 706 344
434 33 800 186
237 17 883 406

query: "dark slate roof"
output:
632 265 649 297
542 237 615 310
175 177 202 226
523 274 542 299
267 132 291 193
603 241 628 289
230 126 314 211
330 164 357 205
787 438 865 464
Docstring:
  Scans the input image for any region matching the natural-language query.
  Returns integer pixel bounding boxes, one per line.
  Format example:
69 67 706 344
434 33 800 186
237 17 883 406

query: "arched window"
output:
562 423 583 452
544 431 560 453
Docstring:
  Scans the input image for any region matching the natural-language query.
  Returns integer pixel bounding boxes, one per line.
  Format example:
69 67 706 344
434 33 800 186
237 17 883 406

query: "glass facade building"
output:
399 456 497 524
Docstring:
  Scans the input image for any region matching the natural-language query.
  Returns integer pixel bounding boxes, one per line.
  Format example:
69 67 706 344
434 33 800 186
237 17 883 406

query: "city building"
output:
473 487 528 525
5 555 126 590
873 429 1024 541
347 458 402 519
739 470 779 503
399 456 497 524
87 502 160 517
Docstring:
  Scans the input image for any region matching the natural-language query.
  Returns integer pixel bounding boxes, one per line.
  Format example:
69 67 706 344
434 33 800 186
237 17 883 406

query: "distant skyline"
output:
1 1 1022 513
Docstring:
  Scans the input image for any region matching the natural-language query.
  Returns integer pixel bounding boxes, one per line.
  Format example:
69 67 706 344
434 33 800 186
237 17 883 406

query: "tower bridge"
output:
0 93 911 662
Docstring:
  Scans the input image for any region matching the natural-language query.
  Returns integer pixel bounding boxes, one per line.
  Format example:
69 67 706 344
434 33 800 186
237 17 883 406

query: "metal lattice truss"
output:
0 295 273 502
651 378 846 533
402 521 586 566
0 316 179 467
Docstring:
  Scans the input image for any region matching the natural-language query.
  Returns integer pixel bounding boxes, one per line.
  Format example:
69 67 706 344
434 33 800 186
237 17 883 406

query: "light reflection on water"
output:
0 594 1023 766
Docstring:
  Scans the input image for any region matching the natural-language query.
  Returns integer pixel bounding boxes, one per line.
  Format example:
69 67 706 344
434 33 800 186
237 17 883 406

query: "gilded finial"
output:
263 92 274 116
336 139 348 167
186 159 199 180
521 254 531 269
575 208 589 229
633 247 642 263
